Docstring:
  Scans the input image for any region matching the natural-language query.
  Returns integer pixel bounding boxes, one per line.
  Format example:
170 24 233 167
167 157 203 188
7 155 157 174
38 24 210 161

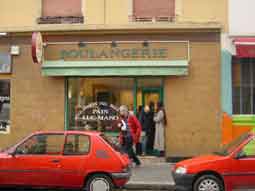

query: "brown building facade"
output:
0 25 221 160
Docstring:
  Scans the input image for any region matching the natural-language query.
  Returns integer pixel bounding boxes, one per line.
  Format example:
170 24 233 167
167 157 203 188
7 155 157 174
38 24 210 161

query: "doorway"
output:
136 79 165 157
142 87 163 107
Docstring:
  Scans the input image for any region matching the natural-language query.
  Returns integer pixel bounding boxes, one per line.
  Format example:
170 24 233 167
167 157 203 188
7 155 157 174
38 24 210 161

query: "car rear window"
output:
64 134 90 155
100 134 122 152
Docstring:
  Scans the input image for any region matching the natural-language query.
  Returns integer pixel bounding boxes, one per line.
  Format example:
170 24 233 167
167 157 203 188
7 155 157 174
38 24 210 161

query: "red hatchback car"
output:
0 131 131 191
173 132 255 191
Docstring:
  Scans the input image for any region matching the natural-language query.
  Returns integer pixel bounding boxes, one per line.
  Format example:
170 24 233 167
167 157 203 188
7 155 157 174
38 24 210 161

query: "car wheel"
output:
84 174 113 191
193 174 224 191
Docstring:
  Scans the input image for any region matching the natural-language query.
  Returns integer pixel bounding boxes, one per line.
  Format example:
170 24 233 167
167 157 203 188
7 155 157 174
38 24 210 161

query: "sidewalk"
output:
123 157 175 190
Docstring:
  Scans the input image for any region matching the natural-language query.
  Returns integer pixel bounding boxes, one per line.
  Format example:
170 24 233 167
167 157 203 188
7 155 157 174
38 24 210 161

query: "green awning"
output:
42 60 189 76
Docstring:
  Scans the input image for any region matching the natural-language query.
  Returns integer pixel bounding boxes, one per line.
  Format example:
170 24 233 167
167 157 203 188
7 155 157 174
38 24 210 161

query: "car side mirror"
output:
236 151 247 159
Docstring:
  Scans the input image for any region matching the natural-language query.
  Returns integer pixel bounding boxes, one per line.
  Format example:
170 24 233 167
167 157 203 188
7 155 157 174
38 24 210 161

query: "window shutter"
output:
42 0 82 17
133 0 175 20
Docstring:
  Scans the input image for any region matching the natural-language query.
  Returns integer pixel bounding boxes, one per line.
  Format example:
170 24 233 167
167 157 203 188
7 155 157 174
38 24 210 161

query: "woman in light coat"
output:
154 102 167 156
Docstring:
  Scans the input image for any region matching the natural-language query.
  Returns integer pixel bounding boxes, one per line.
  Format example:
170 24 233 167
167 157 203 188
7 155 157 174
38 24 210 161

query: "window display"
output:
68 78 163 134
68 78 134 131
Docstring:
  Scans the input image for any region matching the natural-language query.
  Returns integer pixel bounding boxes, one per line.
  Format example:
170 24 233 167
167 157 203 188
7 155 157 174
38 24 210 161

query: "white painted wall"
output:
229 0 255 36
221 33 236 55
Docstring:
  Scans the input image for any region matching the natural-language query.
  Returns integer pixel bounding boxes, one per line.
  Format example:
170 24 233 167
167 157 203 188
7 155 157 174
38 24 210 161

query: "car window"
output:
64 134 90 155
16 134 65 155
100 134 122 153
241 139 255 157
216 133 250 156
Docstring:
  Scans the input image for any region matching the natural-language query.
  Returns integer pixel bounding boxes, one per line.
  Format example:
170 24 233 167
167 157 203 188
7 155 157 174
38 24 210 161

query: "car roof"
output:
32 130 101 136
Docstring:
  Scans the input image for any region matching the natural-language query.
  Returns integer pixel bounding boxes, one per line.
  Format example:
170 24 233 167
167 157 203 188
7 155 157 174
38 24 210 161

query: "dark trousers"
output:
146 127 155 153
123 145 141 165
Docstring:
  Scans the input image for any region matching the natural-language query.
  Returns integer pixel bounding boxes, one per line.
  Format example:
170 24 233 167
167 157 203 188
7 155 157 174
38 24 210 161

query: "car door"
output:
231 138 255 189
59 133 90 188
0 133 65 187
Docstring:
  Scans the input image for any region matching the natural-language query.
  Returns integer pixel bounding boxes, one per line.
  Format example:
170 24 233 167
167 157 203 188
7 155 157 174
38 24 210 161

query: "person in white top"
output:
153 102 167 157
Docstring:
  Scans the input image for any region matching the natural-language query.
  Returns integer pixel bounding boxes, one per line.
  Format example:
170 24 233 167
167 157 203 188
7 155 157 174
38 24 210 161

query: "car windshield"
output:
100 134 123 153
0 134 29 153
215 133 251 156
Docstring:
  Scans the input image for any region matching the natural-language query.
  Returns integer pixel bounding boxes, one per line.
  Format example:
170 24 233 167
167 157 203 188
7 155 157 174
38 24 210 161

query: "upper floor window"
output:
38 0 83 24
232 58 255 114
131 0 175 22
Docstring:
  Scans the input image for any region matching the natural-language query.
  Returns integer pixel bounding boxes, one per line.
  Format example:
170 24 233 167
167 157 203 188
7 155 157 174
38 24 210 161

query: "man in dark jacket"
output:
146 102 156 155
139 105 151 155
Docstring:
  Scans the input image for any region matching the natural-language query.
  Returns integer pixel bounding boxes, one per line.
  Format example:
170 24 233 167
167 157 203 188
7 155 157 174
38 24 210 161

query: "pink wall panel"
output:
134 0 175 17
43 0 82 17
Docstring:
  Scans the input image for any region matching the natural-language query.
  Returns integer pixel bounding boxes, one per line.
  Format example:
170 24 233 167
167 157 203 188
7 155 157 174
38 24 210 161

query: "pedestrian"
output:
139 105 151 155
153 102 167 157
119 120 133 152
119 105 141 166
146 101 155 155
137 105 143 119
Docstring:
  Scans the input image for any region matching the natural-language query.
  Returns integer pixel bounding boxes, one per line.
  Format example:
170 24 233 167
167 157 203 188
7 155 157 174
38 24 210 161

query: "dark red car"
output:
0 131 131 191
173 132 255 191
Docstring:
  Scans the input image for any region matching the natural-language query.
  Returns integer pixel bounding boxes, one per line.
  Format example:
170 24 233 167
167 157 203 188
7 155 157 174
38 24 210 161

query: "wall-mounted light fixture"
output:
78 42 86 47
142 40 149 47
0 32 7 36
111 41 117 48
10 46 20 56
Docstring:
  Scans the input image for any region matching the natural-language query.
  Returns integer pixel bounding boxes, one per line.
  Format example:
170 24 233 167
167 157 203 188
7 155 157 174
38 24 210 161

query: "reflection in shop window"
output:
68 78 134 131
0 80 10 134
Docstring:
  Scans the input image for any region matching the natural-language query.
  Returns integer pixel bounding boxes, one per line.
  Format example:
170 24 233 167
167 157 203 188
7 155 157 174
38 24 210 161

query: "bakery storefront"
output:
43 39 188 138
0 26 221 159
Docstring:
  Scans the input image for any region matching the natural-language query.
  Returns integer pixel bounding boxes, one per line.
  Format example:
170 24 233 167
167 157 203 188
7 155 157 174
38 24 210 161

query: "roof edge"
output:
0 22 222 36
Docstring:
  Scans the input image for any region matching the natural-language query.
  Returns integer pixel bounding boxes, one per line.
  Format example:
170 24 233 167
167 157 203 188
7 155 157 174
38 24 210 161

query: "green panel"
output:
233 115 255 126
221 50 233 115
42 60 188 76
43 60 188 67
133 78 138 114
64 78 69 131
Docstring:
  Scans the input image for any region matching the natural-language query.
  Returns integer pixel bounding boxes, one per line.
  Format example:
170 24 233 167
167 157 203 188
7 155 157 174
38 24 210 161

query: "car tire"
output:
84 174 113 191
193 174 224 191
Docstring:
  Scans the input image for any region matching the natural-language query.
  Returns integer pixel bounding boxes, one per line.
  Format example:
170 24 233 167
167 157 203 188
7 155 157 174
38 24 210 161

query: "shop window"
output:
131 0 175 22
64 134 90 155
232 58 255 114
0 80 10 134
68 78 134 132
38 0 83 24
67 78 163 134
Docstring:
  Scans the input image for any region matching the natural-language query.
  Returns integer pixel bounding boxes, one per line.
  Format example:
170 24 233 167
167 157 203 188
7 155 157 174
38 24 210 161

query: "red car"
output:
173 132 255 191
0 131 131 191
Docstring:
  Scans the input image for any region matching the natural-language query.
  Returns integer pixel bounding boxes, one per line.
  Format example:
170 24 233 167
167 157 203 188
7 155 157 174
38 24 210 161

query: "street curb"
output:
123 182 175 190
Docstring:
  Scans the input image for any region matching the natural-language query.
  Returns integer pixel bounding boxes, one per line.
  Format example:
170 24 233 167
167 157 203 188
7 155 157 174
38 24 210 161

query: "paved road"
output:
0 162 254 191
